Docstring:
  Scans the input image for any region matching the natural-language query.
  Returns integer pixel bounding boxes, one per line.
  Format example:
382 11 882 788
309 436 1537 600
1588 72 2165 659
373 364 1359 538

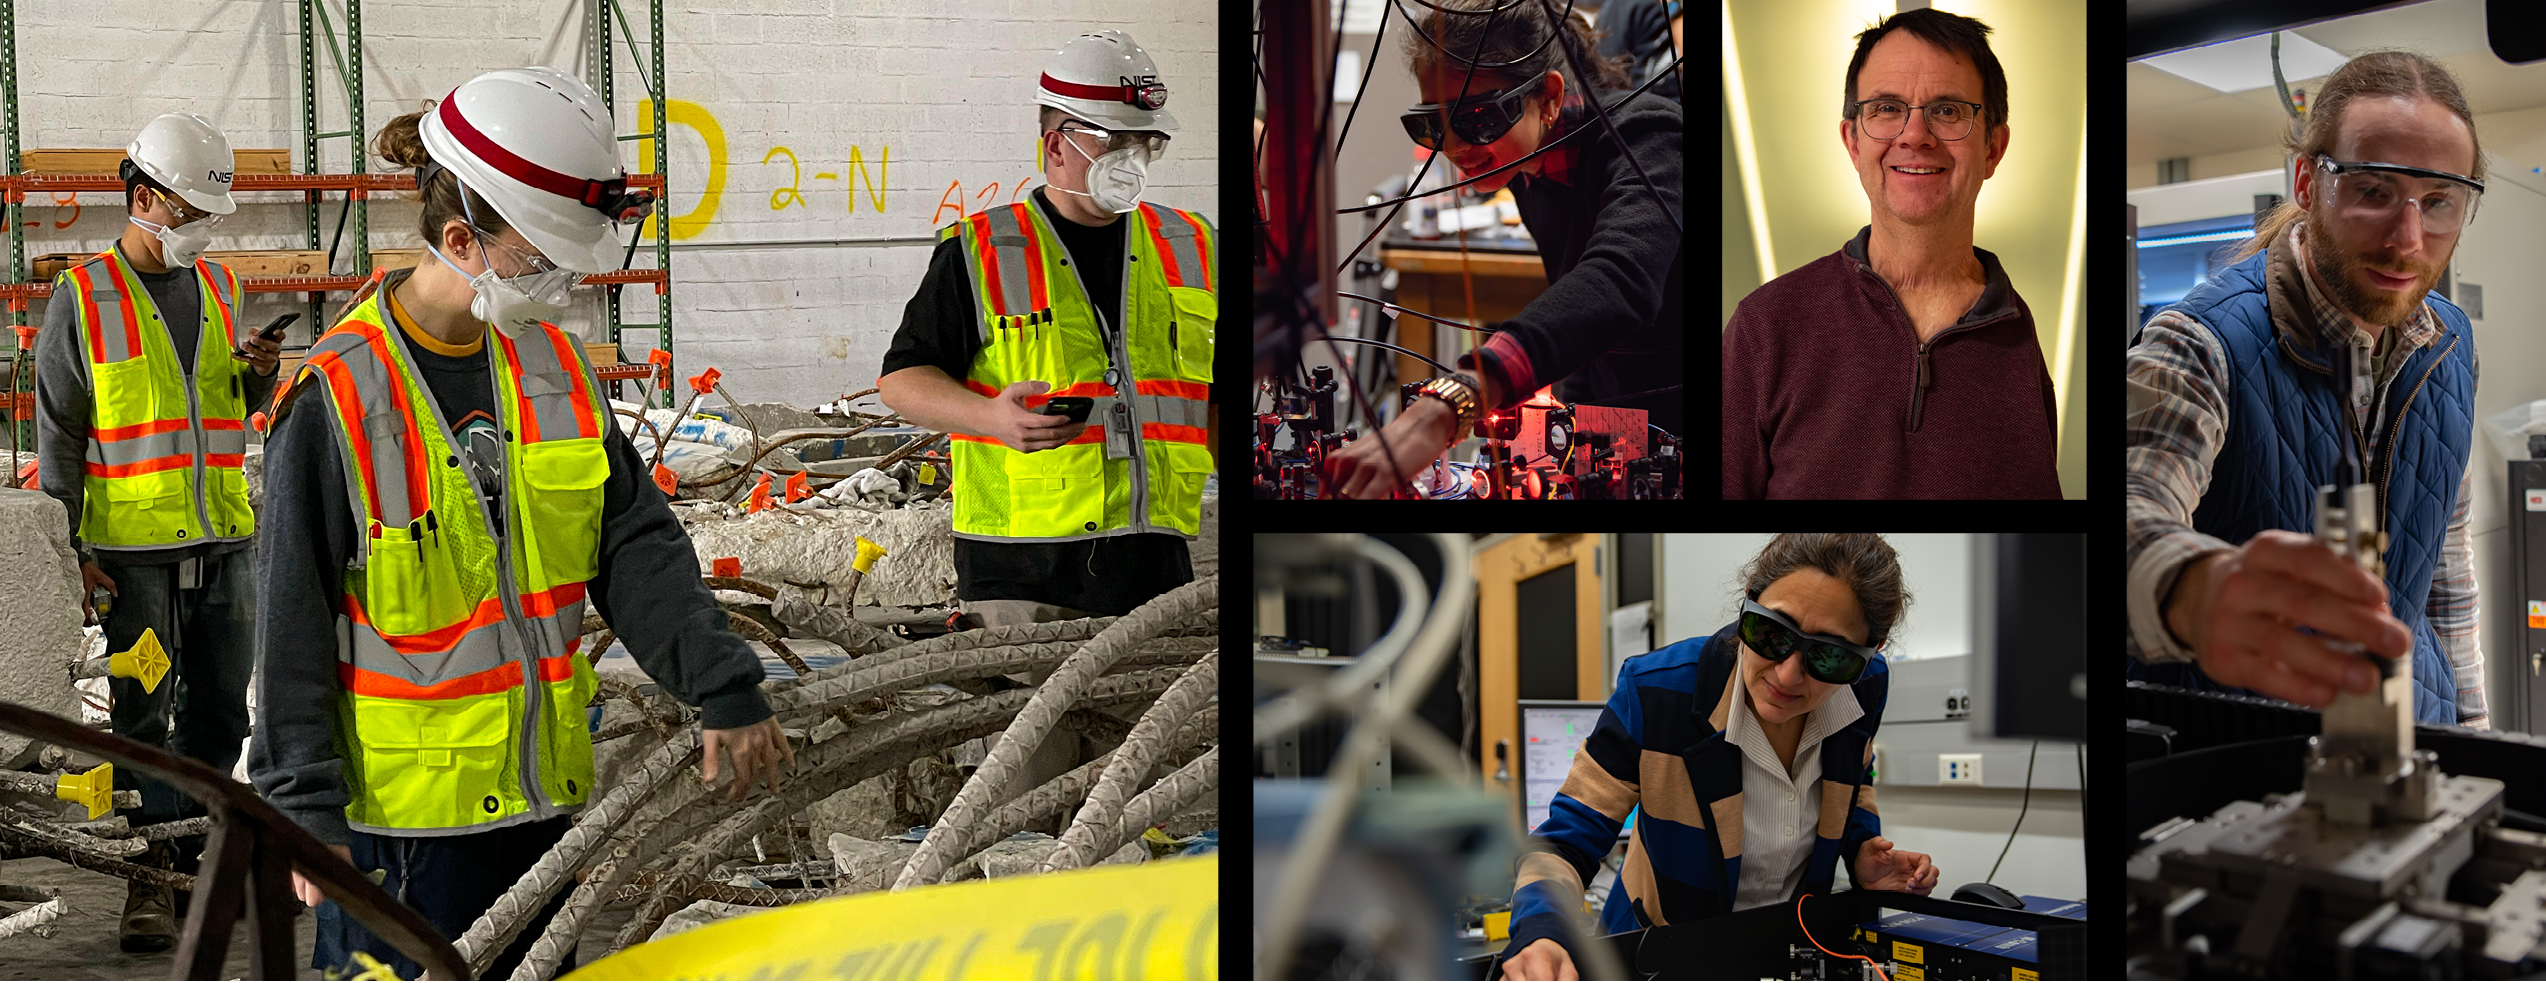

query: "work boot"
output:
118 877 176 953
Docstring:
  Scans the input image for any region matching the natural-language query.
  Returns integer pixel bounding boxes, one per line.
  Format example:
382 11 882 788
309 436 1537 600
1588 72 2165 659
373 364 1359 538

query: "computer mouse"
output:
1951 882 2025 910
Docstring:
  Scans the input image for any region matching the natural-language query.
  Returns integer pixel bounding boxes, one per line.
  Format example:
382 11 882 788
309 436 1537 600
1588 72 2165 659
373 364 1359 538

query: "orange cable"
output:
1795 894 1887 981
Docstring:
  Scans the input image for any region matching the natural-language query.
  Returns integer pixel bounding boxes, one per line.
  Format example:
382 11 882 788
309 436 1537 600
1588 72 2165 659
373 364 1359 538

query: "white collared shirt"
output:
1726 680 1864 911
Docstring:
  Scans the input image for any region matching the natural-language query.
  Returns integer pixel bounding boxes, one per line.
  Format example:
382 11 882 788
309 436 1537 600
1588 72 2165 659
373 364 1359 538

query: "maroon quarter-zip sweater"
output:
1724 226 2061 499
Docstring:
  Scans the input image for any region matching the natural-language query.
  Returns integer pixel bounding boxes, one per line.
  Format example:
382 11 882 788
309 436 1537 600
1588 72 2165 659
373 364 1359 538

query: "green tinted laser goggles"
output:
1737 598 1880 685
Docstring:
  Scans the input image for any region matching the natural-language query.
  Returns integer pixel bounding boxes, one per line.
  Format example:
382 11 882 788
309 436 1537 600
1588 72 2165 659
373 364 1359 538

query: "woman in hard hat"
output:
1320 0 1683 499
1497 535 1938 981
245 66 793 979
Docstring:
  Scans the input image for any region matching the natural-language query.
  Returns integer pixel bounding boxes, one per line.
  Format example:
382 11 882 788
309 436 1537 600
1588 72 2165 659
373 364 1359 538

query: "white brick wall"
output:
13 0 1218 408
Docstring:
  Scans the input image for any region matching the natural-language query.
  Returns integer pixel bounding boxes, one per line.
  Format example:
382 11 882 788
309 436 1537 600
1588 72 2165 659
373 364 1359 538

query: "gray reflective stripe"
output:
1136 394 1208 429
1150 208 1205 287
329 336 420 526
952 527 1176 544
344 615 509 685
981 206 1034 318
507 331 586 443
202 264 235 318
79 258 135 364
86 428 197 468
202 427 247 456
349 810 556 838
339 594 587 686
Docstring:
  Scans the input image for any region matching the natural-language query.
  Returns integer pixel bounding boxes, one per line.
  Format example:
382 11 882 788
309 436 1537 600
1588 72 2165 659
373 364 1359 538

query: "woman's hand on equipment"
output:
1322 395 1460 499
1853 836 1940 895
703 716 796 801
291 843 357 908
1499 937 1579 981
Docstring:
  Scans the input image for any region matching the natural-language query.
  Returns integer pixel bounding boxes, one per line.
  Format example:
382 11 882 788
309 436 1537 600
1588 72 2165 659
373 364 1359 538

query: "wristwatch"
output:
1414 373 1485 436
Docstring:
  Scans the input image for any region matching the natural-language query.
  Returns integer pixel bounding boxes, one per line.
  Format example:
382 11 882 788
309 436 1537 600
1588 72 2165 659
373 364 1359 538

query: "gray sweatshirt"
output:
246 304 771 846
34 243 275 565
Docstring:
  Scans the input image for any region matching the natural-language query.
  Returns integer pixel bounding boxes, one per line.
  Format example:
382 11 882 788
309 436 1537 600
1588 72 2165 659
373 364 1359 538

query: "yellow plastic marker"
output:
852 536 888 574
345 950 403 981
567 855 1217 981
111 627 171 694
1483 910 1512 941
918 462 938 486
55 762 114 820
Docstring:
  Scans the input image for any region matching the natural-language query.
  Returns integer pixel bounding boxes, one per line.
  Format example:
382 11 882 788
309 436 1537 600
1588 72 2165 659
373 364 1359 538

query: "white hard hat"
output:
127 113 238 216
418 66 653 274
1034 30 1178 132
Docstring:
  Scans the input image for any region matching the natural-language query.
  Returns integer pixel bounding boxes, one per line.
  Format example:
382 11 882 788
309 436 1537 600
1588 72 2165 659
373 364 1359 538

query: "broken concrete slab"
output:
824 833 921 893
679 500 956 609
0 490 88 765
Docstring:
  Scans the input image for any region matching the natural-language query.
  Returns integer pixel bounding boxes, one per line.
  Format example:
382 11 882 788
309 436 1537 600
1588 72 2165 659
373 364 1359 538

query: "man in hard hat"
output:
878 29 1216 632
32 112 278 952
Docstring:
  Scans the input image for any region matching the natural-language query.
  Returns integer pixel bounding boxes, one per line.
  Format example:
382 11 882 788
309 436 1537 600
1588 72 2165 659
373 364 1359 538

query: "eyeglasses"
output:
1848 98 1984 142
2315 155 2485 236
1402 82 1535 150
153 189 221 228
1059 122 1170 159
1737 598 1880 685
478 229 578 304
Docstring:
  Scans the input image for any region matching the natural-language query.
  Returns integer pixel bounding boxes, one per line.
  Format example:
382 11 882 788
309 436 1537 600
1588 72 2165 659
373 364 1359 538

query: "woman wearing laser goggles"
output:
1323 0 1683 499
1497 534 1937 981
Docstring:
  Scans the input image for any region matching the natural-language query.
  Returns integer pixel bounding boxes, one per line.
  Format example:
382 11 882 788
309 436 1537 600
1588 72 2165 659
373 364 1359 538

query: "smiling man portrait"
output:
1723 7 2061 499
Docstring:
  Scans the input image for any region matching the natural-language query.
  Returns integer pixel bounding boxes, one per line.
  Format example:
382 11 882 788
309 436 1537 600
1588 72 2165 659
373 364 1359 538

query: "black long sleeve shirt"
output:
1459 89 1684 436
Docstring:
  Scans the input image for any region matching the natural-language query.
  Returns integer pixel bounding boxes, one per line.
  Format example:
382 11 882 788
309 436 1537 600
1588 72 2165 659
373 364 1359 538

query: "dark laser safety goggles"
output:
1401 82 1535 150
1737 598 1880 685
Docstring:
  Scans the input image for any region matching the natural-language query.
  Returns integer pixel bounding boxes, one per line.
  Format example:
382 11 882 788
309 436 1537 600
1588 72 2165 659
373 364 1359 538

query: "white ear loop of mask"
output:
130 191 218 267
1050 127 1151 215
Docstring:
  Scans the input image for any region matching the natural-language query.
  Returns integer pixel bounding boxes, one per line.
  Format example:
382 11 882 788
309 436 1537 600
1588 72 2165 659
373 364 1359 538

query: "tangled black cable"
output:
1259 0 1507 496
1259 0 1683 496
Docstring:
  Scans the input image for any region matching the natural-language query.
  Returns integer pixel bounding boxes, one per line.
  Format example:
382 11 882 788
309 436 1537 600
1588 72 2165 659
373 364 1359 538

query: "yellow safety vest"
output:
57 250 256 549
938 201 1214 541
291 283 608 833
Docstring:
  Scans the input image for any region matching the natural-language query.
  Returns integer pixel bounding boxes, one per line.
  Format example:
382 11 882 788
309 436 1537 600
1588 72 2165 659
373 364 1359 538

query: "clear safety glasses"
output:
1059 122 1170 159
2316 155 2486 237
481 231 578 305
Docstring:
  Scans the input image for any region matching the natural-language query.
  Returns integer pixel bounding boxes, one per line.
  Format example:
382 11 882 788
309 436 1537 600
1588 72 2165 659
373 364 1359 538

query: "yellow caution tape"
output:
852 535 888 575
566 856 1217 981
55 762 114 820
112 627 170 694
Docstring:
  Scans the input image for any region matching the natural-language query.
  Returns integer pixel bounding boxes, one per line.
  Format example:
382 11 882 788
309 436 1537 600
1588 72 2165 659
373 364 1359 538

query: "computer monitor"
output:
1972 532 2085 741
1518 699 1608 834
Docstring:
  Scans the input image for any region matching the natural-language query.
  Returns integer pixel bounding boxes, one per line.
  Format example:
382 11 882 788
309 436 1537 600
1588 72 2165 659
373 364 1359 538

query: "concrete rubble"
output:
0 391 1220 972
0 490 86 767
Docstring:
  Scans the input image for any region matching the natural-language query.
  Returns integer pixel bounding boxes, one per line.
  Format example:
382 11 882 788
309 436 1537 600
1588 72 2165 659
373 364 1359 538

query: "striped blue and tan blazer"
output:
1502 621 1889 960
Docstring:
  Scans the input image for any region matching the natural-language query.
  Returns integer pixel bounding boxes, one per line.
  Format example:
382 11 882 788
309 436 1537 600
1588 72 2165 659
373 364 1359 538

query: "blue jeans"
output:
313 816 579 979
97 548 253 825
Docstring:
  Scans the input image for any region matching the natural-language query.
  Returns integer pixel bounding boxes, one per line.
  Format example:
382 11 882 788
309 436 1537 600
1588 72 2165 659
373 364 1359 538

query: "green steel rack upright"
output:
595 0 673 407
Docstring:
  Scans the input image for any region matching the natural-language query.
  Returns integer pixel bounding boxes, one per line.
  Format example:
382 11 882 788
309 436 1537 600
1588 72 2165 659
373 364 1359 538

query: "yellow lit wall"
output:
1723 0 2086 499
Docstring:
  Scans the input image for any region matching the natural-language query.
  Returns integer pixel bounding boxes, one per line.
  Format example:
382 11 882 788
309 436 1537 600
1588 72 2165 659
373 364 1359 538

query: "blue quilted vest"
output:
2127 249 2472 725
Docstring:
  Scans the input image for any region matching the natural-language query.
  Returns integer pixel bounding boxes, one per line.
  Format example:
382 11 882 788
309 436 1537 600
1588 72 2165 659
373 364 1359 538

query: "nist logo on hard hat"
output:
210 170 233 183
